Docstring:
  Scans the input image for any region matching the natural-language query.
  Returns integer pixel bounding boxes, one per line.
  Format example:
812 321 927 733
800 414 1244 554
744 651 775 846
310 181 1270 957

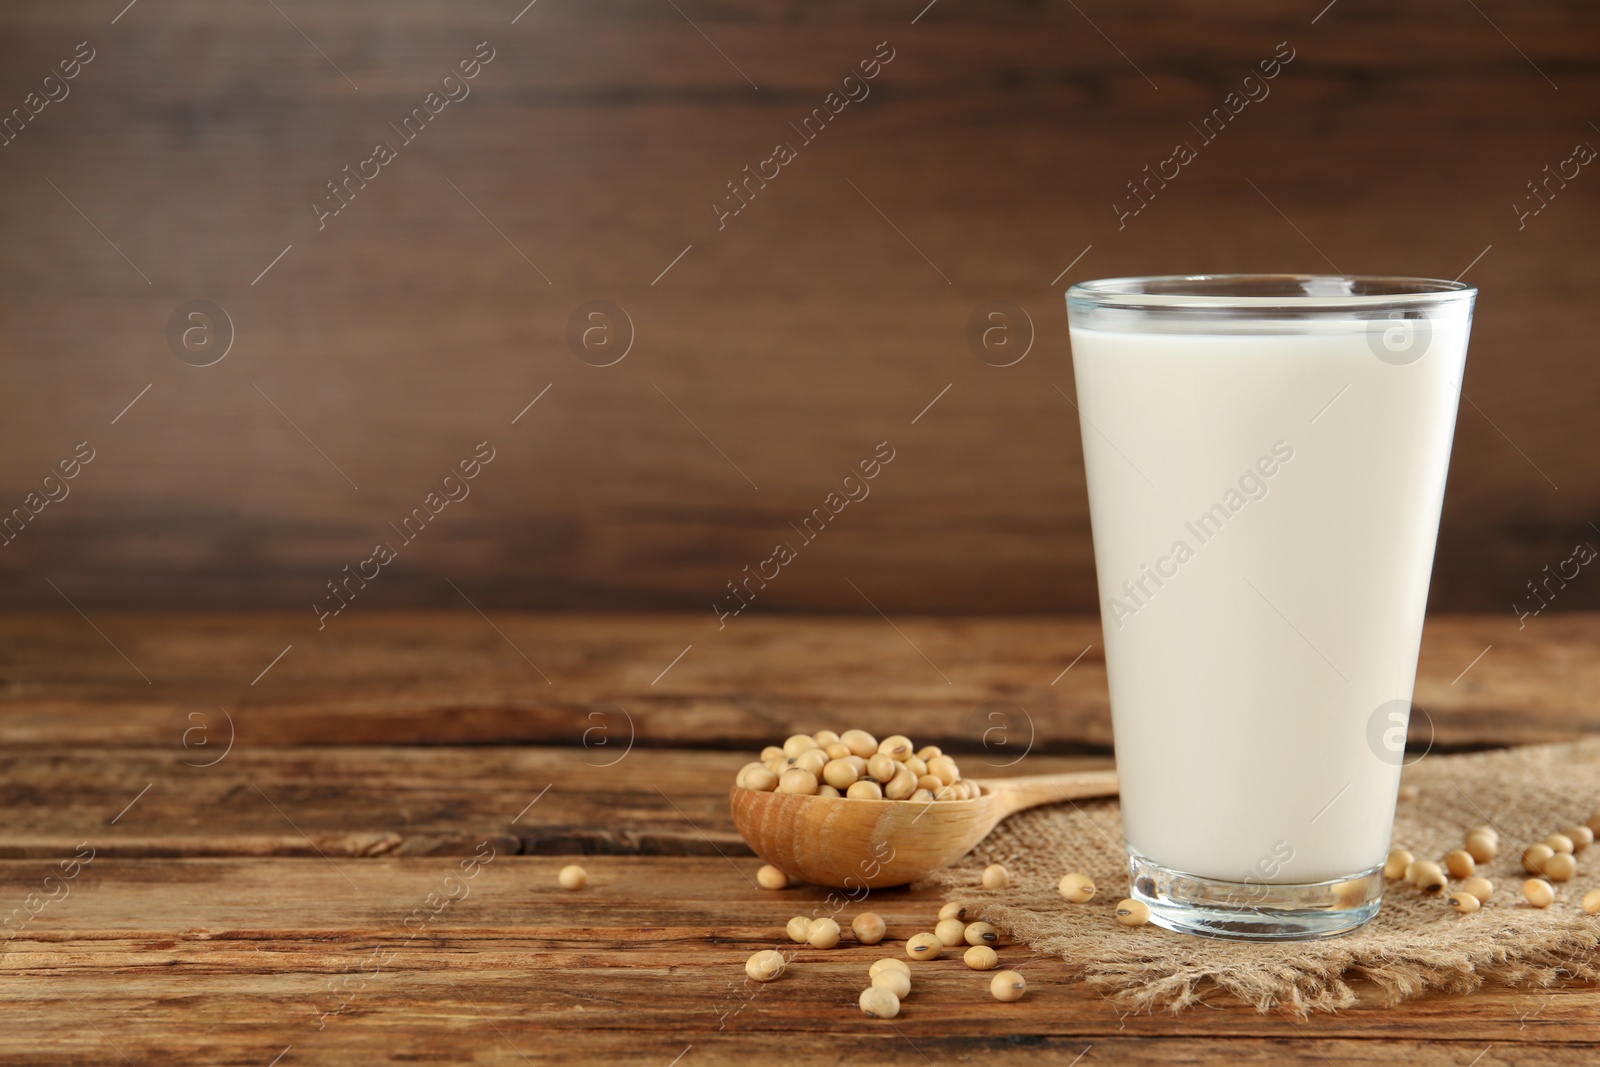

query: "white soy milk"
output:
1070 315 1470 883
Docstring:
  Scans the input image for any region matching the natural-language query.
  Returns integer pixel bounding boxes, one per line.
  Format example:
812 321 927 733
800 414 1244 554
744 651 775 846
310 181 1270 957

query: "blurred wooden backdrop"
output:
0 0 1595 615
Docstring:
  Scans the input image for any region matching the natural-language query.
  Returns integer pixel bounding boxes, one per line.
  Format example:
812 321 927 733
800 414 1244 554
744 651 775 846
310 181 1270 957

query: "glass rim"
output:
1066 274 1475 310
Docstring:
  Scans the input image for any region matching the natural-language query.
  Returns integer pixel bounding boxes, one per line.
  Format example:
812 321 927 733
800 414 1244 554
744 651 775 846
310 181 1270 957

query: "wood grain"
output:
2 613 1595 750
0 2 1595 614
3 856 1599 1066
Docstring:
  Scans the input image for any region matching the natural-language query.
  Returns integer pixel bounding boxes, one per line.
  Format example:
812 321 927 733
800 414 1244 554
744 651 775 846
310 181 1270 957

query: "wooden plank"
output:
0 746 1111 859
1 614 1595 750
0 3 1595 615
1 855 1597 1065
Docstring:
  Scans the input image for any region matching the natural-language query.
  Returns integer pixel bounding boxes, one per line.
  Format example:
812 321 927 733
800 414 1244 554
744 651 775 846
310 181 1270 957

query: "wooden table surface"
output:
4 611 1598 1065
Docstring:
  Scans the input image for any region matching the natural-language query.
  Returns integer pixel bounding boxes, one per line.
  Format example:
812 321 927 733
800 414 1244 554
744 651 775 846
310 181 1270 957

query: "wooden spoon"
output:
729 768 1119 889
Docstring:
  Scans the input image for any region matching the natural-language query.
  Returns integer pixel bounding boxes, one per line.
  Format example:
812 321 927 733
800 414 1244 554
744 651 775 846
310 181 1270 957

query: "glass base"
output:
1128 849 1383 942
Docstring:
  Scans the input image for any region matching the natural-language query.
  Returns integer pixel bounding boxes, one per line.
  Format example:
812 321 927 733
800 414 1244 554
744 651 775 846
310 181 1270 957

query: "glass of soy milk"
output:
1066 275 1475 940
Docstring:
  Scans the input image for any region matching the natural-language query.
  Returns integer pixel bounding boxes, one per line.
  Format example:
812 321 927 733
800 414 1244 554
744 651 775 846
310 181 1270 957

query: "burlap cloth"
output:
934 738 1600 1015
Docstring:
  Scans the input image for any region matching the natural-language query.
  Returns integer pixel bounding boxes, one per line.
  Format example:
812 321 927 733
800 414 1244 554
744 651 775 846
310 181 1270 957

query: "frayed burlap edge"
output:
927 738 1600 1016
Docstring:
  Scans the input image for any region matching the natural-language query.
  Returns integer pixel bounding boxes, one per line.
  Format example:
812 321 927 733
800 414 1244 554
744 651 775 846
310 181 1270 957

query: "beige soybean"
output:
871 968 911 999
858 986 901 1019
825 741 852 761
927 756 960 786
878 735 914 760
982 864 1010 890
852 912 887 945
905 756 928 777
1115 899 1151 926
817 784 842 798
916 745 942 761
1545 852 1577 882
870 957 910 979
1583 889 1600 915
866 753 898 782
746 949 786 982
1464 832 1497 864
823 759 860 790
794 748 829 776
783 734 818 757
777 768 820 795
841 729 879 758
905 932 943 960
1443 849 1476 879
934 918 967 947
1547 833 1576 855
847 780 884 800
964 921 999 946
909 787 936 804
807 917 842 949
760 745 785 764
885 767 918 801
1447 892 1481 914
1383 849 1414 880
1524 878 1556 908
1565 825 1595 851
1412 862 1447 895
813 729 841 747
786 916 813 943
1524 843 1555 874
1461 876 1494 901
916 774 945 793
558 865 587 891
939 901 969 921
741 766 779 792
990 970 1027 1002
756 865 789 890
1058 872 1096 903
964 945 1000 970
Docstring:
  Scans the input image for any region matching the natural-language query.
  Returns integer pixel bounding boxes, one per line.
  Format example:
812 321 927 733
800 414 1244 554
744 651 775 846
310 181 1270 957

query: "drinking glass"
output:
1066 275 1475 940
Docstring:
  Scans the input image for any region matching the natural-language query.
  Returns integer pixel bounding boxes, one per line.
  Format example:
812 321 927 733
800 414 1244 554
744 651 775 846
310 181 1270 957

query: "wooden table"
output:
3 612 1598 1065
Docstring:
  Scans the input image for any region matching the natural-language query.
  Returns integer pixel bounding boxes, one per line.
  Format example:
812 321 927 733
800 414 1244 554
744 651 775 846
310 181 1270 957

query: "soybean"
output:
1464 832 1497 864
852 912 887 945
1524 878 1556 908
756 865 790 890
746 950 786 982
1461 876 1494 901
1565 825 1595 852
939 901 969 921
847 780 884 800
1115 899 1151 926
1524 843 1555 874
981 864 1010 890
1546 833 1576 855
1444 849 1476 879
905 932 943 960
558 865 587 891
841 730 879 758
934 918 966 947
807 917 842 949
786 916 813 943
964 945 1000 970
871 968 911 999
990 970 1027 1002
858 986 901 1019
870 957 910 979
1447 892 1481 914
1410 861 1446 895
964 921 999 946
1583 889 1600 915
778 768 820 795
1383 849 1414 880
878 735 914 760
1058 872 1096 903
1545 852 1577 882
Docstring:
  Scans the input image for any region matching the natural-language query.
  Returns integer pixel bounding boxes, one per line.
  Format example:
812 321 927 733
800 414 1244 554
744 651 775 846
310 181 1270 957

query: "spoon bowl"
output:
729 768 1119 889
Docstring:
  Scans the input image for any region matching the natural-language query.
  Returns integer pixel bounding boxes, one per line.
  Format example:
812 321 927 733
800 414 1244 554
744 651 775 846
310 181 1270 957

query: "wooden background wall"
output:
1 0 1595 617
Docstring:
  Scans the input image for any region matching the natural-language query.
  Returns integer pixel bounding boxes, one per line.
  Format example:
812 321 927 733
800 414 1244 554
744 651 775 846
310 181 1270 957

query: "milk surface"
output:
1070 315 1470 883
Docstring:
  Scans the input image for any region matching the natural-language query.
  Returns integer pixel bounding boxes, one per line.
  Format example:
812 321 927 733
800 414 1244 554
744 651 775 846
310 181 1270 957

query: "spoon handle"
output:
976 768 1119 818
